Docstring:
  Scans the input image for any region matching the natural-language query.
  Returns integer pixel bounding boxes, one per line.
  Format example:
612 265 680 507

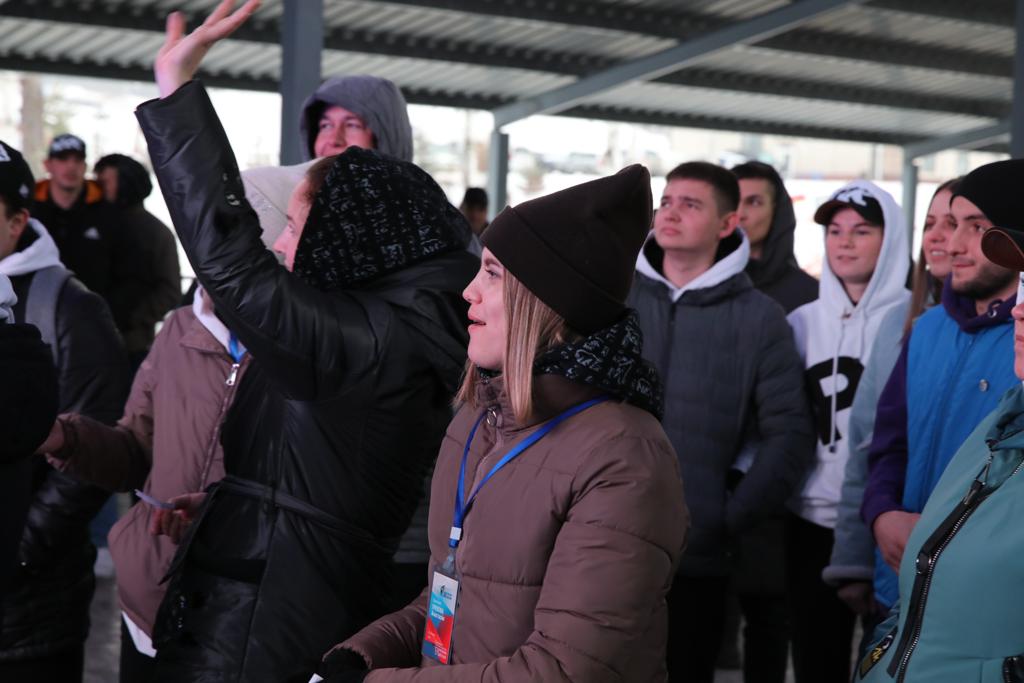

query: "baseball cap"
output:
814 184 885 227
0 140 35 213
47 133 86 159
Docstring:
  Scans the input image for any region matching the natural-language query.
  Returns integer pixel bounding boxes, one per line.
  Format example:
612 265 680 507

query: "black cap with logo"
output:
47 133 86 159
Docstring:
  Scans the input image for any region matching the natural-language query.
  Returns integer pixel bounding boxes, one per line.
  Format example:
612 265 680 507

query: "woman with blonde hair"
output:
298 162 689 683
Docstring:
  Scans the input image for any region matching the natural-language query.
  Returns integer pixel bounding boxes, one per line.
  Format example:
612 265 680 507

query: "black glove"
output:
319 648 369 683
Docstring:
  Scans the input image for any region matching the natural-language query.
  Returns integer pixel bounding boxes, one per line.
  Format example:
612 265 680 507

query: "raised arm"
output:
137 1 390 399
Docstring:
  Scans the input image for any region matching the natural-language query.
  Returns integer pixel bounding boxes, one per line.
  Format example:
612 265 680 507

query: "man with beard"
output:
863 168 1019 612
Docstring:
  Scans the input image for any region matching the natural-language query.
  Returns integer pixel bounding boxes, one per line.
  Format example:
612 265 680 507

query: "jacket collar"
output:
940 273 1016 333
473 374 604 440
636 230 749 303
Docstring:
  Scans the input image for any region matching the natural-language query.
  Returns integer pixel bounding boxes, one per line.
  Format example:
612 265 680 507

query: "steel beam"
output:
492 0 865 127
904 121 1010 160
279 0 323 164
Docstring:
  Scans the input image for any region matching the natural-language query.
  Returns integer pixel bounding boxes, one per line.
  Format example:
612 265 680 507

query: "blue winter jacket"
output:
864 284 1015 607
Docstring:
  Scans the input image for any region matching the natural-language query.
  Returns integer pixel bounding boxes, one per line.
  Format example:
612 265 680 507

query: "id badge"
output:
422 562 460 664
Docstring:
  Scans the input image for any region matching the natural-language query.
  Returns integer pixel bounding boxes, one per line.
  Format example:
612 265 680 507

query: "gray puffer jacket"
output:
628 231 815 576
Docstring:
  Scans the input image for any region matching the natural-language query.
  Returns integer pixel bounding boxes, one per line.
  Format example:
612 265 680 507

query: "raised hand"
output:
155 0 261 98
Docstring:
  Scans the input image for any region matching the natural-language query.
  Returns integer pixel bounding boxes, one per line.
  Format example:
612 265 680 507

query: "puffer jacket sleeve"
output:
50 313 165 492
726 304 815 532
135 81 388 401
354 435 687 682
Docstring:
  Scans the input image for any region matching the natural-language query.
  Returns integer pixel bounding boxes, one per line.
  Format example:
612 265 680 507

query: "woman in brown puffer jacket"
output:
304 163 690 683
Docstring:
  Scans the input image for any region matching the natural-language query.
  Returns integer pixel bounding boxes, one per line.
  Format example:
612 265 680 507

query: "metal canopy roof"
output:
0 0 1015 150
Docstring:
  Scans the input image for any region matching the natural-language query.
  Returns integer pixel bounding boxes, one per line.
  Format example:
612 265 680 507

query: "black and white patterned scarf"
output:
293 147 470 291
535 310 664 420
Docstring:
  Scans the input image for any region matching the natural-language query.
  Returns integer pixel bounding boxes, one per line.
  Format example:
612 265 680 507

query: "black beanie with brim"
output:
481 165 652 335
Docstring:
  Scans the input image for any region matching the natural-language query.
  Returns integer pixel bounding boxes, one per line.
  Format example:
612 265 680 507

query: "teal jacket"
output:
858 383 1024 683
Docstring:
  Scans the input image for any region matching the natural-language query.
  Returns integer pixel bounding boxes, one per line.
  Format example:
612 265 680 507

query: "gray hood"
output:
299 75 413 162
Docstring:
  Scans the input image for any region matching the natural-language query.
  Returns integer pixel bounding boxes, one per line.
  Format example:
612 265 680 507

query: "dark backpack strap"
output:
23 265 71 366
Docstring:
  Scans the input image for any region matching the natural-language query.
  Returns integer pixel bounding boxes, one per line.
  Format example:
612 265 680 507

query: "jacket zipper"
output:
198 358 243 488
888 448 1024 681
888 473 988 681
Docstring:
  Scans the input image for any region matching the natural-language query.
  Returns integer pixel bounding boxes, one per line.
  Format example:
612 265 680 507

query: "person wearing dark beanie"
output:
628 161 815 683
305 166 688 682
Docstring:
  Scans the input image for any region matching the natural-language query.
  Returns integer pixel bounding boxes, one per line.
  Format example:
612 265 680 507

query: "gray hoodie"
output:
299 76 413 162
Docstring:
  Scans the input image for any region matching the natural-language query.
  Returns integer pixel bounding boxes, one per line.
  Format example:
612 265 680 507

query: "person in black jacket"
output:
733 161 818 313
0 276 57 600
0 139 130 682
627 161 815 683
32 133 123 304
95 153 181 368
135 4 478 681
717 161 819 682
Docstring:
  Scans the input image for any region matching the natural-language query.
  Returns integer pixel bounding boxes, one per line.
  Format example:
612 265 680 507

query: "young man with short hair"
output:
628 161 814 683
786 181 910 682
32 134 121 303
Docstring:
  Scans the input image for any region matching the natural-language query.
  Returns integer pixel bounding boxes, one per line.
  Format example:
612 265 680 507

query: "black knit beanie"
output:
953 159 1024 231
293 146 470 291
481 165 652 334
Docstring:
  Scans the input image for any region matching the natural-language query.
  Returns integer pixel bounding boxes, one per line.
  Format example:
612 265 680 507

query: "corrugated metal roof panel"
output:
592 80 994 137
699 46 1011 101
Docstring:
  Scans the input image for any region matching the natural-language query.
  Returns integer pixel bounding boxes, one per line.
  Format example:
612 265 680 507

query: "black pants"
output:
739 591 790 683
666 573 730 683
120 619 157 683
0 644 84 683
785 513 855 683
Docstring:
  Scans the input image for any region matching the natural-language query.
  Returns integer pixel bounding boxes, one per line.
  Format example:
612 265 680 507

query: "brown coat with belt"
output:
337 374 688 682
51 304 247 635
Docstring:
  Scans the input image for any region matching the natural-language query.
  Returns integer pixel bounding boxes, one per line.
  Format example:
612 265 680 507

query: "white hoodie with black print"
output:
788 180 910 529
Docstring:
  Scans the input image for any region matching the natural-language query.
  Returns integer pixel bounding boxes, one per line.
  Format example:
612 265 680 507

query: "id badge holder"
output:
422 552 460 664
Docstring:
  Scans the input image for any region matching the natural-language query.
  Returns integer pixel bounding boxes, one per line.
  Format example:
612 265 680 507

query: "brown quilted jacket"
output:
336 374 688 682
51 304 248 635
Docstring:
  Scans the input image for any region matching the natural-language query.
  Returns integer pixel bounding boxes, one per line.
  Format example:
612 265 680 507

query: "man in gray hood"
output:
299 75 413 162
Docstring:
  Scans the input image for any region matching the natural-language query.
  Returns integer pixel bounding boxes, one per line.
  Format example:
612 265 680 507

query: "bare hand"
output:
148 492 207 543
837 581 879 617
155 0 261 98
35 420 66 455
873 511 921 572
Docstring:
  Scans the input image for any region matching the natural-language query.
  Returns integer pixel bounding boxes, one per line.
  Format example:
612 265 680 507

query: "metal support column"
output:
279 0 323 164
487 129 509 219
902 154 918 243
1013 0 1024 157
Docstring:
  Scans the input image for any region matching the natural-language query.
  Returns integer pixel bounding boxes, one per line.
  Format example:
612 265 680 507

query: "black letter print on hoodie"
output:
805 357 864 446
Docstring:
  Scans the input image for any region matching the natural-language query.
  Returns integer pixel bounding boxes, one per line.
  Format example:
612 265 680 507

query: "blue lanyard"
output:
449 396 608 550
228 333 245 363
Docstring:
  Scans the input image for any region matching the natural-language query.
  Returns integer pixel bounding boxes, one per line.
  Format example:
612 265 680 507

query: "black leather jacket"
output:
137 81 476 682
0 323 57 598
0 274 128 660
